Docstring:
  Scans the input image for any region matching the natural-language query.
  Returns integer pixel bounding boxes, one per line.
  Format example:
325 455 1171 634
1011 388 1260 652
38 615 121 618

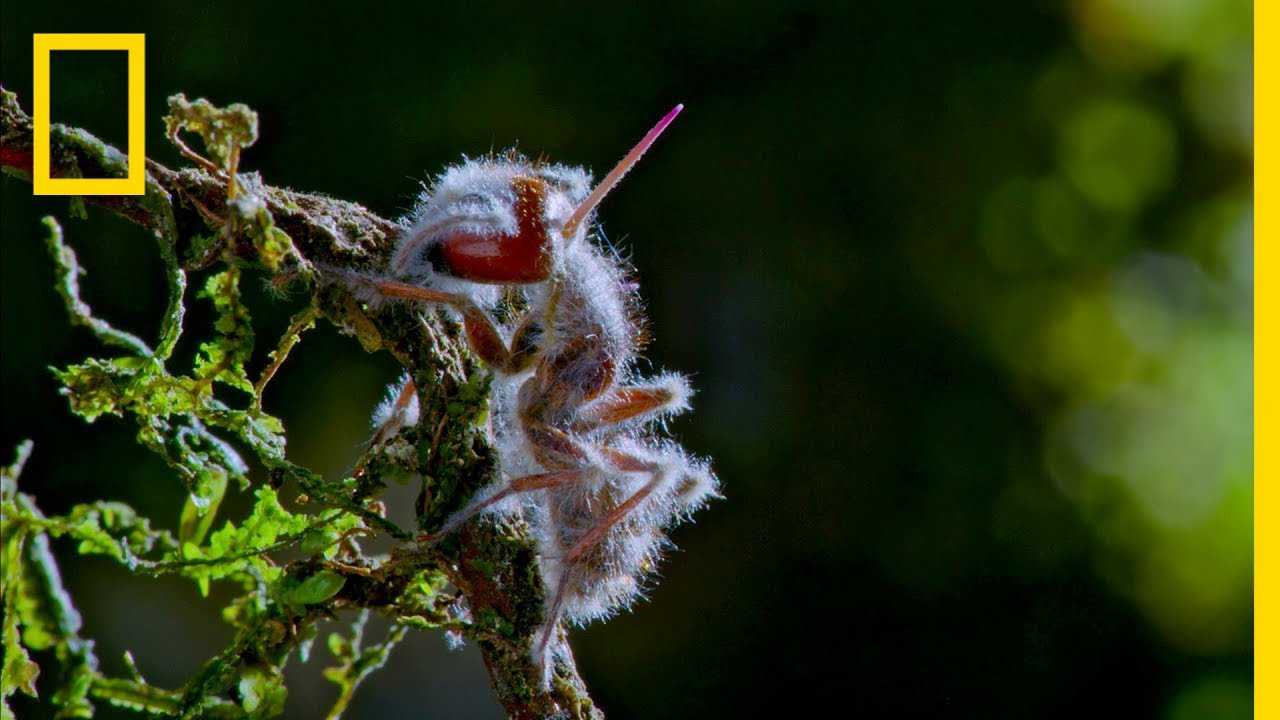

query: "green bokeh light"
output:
1058 100 1177 212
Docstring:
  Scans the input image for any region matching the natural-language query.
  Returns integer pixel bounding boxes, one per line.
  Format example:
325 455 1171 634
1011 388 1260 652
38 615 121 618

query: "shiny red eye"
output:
439 176 553 284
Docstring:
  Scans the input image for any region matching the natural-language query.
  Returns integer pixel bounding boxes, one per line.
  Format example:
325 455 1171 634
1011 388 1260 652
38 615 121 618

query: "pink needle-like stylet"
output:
561 104 684 239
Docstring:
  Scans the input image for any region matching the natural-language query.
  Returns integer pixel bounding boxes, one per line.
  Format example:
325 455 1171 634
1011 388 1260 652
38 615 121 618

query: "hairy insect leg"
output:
353 376 421 480
534 459 672 660
369 377 418 447
378 279 536 374
418 470 586 543
566 466 670 567
599 445 719 511
535 568 576 666
573 378 691 432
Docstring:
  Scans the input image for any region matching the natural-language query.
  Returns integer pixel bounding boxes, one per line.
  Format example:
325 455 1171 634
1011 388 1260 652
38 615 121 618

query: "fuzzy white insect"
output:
366 105 717 671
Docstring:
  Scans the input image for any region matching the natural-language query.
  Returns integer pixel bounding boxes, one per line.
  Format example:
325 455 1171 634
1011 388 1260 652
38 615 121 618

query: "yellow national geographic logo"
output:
32 33 146 196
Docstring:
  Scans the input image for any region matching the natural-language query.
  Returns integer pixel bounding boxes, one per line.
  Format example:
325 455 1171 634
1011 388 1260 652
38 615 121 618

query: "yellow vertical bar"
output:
126 34 145 190
32 34 52 188
1258 0 1272 715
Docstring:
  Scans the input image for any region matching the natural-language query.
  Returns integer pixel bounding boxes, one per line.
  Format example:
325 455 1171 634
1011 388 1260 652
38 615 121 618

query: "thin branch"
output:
2 87 396 269
252 305 319 409
42 216 155 356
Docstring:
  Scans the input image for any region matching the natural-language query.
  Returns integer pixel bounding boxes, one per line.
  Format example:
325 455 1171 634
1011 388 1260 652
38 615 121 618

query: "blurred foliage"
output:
0 0 1252 718
917 0 1252 714
983 0 1252 656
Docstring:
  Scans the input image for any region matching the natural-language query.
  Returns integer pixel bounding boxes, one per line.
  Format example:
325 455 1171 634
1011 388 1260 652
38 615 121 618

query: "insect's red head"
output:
392 105 683 287
436 175 554 284
438 103 686 284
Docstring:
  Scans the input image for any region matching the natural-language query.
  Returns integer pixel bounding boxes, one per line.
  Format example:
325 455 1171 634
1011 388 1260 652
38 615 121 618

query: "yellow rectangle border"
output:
32 33 145 196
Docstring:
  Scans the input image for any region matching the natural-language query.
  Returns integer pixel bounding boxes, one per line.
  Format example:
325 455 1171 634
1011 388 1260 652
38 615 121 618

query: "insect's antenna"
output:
561 104 684 239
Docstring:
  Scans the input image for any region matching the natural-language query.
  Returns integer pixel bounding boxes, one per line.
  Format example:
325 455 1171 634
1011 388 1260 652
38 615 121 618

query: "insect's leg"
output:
376 279 458 304
532 456 670 662
564 463 670 568
368 377 418 448
377 279 529 373
522 420 676 484
572 377 690 432
507 312 544 373
534 570 575 667
419 469 586 542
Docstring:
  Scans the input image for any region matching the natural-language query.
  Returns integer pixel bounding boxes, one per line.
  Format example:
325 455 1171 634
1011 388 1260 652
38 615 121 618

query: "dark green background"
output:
1 1 1253 718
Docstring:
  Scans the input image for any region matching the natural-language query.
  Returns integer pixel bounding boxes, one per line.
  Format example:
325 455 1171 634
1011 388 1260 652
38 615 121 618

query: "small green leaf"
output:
180 472 228 545
237 667 286 719
300 528 341 557
326 632 350 662
87 676 183 715
283 571 345 606
50 662 94 717
1 614 40 700
54 360 128 422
